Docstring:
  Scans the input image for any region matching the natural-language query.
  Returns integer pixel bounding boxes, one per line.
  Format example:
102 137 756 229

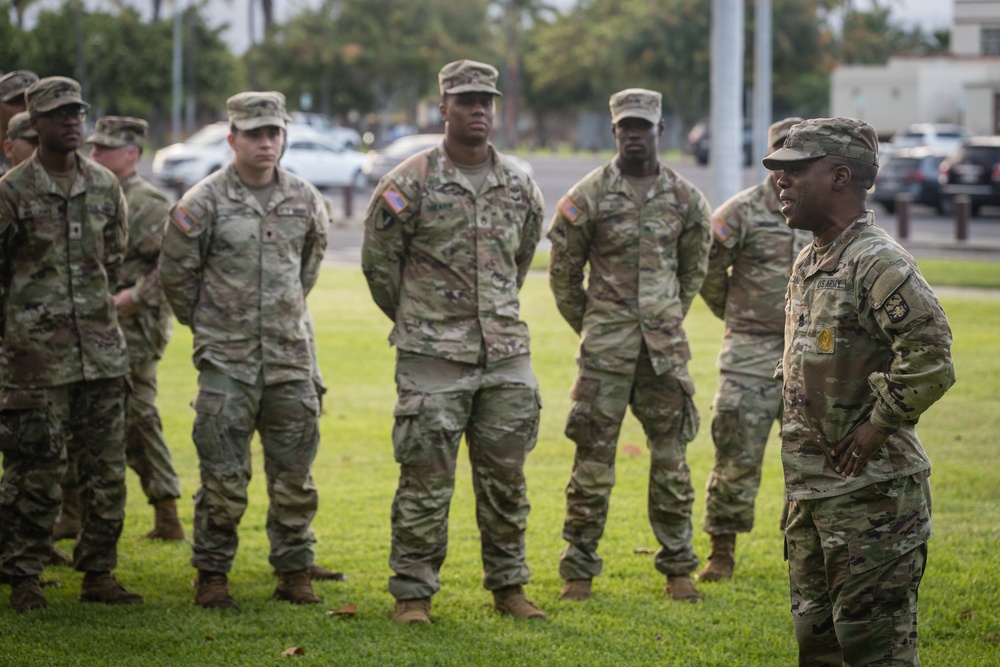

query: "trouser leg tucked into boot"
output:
274 568 322 605
695 534 736 582
144 499 185 541
493 585 547 619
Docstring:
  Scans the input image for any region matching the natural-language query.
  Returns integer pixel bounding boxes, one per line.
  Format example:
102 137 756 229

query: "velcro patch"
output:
381 185 408 214
558 196 582 222
171 205 196 234
711 218 733 242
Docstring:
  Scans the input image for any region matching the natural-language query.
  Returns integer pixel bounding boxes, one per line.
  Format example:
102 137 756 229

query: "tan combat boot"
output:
79 572 144 605
52 486 81 540
144 499 186 541
695 534 736 582
558 578 592 601
274 568 323 605
392 597 432 624
10 576 48 613
493 585 547 619
665 574 703 603
194 570 239 609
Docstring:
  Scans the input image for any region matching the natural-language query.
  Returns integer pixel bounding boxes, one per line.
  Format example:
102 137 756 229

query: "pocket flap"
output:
0 389 47 412
193 391 226 416
569 376 599 402
393 393 423 418
848 503 931 574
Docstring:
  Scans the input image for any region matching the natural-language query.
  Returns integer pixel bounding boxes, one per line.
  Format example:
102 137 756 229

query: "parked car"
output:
360 133 534 186
687 120 752 166
871 148 950 214
889 123 971 152
938 136 1000 216
289 112 363 149
152 122 367 191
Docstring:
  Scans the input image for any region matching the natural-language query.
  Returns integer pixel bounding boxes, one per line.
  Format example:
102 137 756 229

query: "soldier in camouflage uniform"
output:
83 116 185 541
548 89 712 604
160 91 329 609
362 60 546 625
3 111 38 167
694 118 811 583
763 117 955 666
0 77 144 612
0 70 38 177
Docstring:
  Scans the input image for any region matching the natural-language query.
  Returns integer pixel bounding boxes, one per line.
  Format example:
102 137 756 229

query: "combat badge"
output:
884 293 910 323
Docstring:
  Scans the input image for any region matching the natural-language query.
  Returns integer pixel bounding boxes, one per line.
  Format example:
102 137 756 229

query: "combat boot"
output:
271 563 346 581
492 585 547 619
194 571 239 609
10 576 48 613
273 569 323 605
79 571 144 605
50 545 74 567
695 534 736 582
665 574 703 603
558 578 592 601
392 597 431 624
144 499 186 541
52 486 81 540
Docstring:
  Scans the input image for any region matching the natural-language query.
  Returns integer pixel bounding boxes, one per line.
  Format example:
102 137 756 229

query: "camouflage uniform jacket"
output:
700 177 811 378
117 172 173 365
361 142 543 364
547 159 712 376
0 152 129 388
160 164 328 386
778 213 955 500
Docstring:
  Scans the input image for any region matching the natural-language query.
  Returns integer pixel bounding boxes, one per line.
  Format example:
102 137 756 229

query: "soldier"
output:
763 117 955 665
2 110 38 167
160 91 329 609
0 76 144 612
548 88 712 603
0 70 38 177
362 59 546 625
694 118 811 583
83 116 185 541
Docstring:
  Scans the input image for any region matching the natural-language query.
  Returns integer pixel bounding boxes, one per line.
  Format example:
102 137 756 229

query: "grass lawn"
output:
2 266 998 666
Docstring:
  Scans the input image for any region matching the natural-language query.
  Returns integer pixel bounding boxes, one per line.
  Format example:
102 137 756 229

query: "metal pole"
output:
711 0 745 206
954 195 970 241
172 1 182 141
752 0 772 181
895 193 910 240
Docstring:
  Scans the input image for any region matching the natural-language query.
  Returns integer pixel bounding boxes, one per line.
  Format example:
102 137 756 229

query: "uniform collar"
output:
807 211 874 275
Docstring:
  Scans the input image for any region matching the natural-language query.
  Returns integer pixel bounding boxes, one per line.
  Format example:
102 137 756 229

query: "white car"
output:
289 112 362 149
889 123 972 152
152 123 367 191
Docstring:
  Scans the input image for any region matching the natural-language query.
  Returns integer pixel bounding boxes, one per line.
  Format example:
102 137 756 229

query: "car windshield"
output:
383 136 440 158
186 124 229 146
883 157 921 174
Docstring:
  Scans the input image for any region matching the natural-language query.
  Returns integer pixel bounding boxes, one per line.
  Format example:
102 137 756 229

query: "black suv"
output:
872 148 950 214
939 136 1000 216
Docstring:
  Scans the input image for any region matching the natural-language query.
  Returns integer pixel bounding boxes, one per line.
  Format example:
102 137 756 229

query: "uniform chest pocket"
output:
746 221 792 262
212 210 261 253
593 199 639 254
263 207 311 245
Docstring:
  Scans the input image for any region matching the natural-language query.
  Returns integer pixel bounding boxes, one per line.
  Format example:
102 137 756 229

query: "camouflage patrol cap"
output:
25 76 89 116
227 91 292 131
6 111 36 141
438 60 502 97
767 117 804 148
0 70 39 103
85 116 148 148
610 88 662 125
763 117 879 170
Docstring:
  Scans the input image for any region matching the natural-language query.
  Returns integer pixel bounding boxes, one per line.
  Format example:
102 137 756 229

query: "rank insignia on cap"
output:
381 185 408 214
558 196 581 222
711 218 733 242
171 205 196 233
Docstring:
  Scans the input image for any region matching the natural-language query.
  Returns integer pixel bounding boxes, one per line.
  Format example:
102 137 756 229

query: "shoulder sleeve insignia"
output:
711 217 733 242
381 185 408 214
170 204 196 234
558 195 582 222
884 293 910 323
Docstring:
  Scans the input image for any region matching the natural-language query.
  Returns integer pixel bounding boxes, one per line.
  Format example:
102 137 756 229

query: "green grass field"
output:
2 266 998 666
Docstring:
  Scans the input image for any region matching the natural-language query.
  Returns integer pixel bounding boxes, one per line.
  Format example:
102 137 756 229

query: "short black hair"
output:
831 156 877 190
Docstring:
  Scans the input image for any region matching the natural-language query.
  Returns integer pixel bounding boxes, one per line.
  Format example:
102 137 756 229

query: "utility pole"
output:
710 0 745 205
752 0 772 181
172 0 182 141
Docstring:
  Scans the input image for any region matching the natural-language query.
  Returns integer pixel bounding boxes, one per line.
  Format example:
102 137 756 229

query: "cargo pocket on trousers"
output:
564 376 599 445
848 503 931 576
0 389 55 458
192 390 229 466
710 390 742 455
677 374 700 443
391 394 425 466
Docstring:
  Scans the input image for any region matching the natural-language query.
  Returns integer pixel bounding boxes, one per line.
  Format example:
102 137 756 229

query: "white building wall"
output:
953 0 1000 56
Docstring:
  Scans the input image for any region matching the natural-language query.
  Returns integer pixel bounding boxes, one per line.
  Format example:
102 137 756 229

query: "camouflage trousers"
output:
388 351 541 601
0 378 128 576
785 472 931 666
125 358 181 503
189 366 320 574
702 371 782 535
559 348 700 581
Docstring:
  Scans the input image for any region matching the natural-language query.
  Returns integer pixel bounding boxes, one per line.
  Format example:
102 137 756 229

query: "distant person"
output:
0 76 143 612
694 117 811 583
2 110 38 167
160 91 329 608
0 70 38 177
547 89 712 603
763 117 955 665
83 116 185 541
362 59 546 624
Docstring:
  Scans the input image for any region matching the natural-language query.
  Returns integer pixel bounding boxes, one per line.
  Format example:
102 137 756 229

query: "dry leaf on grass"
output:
959 610 974 619
203 636 214 643
634 547 655 555
621 444 643 457
326 603 358 617
987 635 1000 645
281 646 306 657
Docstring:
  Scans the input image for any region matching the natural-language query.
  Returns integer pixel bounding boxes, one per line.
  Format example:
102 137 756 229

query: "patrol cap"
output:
767 116 804 148
610 88 662 125
6 111 36 141
763 117 879 170
0 70 39 103
438 60 502 97
226 91 291 131
85 116 149 148
25 76 89 116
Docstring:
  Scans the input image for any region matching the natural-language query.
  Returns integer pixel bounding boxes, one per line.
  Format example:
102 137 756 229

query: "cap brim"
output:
612 111 660 125
231 116 288 131
444 84 502 97
32 97 91 114
1 90 28 103
761 147 824 170
84 132 127 147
